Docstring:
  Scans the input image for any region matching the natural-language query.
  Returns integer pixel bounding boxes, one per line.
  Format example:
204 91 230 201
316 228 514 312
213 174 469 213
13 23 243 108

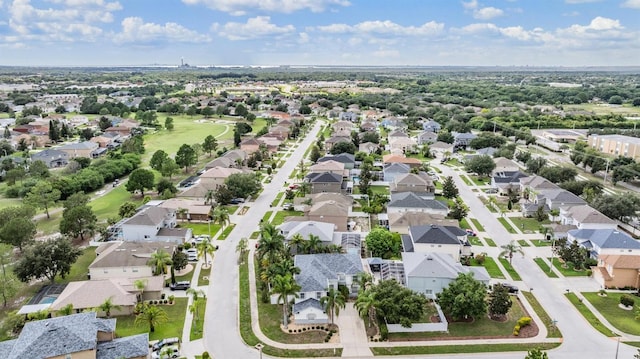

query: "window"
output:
425 289 433 295
132 268 138 272
316 292 322 299
300 293 305 299
66 355 72 359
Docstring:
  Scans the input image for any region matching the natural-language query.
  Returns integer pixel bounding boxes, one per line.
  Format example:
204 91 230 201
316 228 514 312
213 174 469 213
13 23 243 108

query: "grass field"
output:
371 343 560 356
582 292 640 336
459 218 471 230
56 247 96 283
499 258 522 281
522 291 562 338
181 222 222 238
471 257 505 279
510 217 549 233
218 223 236 240
484 237 497 247
468 236 483 246
35 210 63 235
116 298 188 341
271 210 304 225
90 185 144 221
470 218 485 232
198 266 211 286
370 185 390 195
565 103 640 116
565 293 617 337
533 258 558 278
498 217 517 234
550 258 591 277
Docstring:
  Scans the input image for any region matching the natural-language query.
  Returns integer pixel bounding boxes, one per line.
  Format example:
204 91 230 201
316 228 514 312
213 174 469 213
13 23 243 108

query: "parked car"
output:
151 337 180 352
283 203 293 210
494 283 519 294
151 345 180 359
288 184 300 190
229 198 245 204
465 229 477 236
169 281 191 291
112 179 120 187
485 188 499 194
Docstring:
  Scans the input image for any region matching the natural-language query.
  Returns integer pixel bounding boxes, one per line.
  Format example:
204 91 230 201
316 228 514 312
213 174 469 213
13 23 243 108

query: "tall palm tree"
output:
197 238 216 265
305 234 322 254
58 303 74 316
320 287 346 325
211 207 230 229
133 279 147 303
355 289 377 327
189 297 205 326
176 208 189 222
98 297 121 318
499 240 525 265
134 305 168 332
263 258 300 284
354 273 373 293
187 288 206 301
289 233 305 254
147 249 173 275
271 274 300 329
236 237 248 263
257 224 285 265
204 190 215 205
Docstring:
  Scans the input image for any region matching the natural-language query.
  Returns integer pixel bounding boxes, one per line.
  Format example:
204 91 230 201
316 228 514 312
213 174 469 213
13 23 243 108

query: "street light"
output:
255 343 264 359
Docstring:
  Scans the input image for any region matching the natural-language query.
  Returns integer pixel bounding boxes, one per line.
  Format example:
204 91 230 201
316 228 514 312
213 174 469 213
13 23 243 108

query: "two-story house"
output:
89 241 176 280
421 119 441 133
305 172 343 194
117 206 190 243
382 162 411 183
567 228 640 258
387 192 449 217
401 224 469 261
58 141 100 159
390 173 435 194
308 160 346 176
317 153 356 170
560 205 617 230
593 254 640 290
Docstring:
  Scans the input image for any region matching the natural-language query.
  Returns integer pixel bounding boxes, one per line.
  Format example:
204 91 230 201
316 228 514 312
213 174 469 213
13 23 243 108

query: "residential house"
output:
567 228 640 258
306 172 343 194
401 224 468 261
221 149 247 166
30 149 69 168
559 205 617 230
593 255 640 289
89 240 176 280
453 132 477 149
332 121 354 136
199 166 246 189
417 131 438 145
359 142 379 154
388 136 417 154
390 173 435 194
382 154 422 168
386 212 456 234
0 312 149 359
116 206 190 243
289 253 364 323
339 112 359 122
90 134 116 148
13 133 49 149
382 162 411 183
295 193 352 231
50 279 145 316
429 141 455 158
204 156 233 169
360 121 377 132
388 130 408 138
318 153 355 169
269 125 290 140
380 117 406 130
278 221 336 248
491 171 528 195
308 160 346 176
104 126 133 137
158 198 212 222
402 252 490 298
276 119 295 128
324 136 351 152
493 157 520 174
58 141 100 159
240 138 262 154
257 136 282 153
387 192 449 216
519 175 586 216
421 119 442 133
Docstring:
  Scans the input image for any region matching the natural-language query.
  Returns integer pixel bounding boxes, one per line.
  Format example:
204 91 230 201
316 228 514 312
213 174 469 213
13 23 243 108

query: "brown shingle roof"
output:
89 241 175 269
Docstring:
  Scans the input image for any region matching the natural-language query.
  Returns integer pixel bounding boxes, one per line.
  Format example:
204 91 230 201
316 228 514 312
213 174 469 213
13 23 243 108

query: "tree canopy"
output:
437 272 487 321
14 238 81 284
224 173 262 199
365 228 400 259
370 279 428 327
464 155 496 177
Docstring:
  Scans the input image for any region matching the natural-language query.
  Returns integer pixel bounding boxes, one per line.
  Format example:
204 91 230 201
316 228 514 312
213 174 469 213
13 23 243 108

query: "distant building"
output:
588 134 640 160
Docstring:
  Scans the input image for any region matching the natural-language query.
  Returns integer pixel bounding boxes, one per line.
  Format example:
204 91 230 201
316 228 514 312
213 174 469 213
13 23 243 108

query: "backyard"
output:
115 298 188 341
510 217 549 233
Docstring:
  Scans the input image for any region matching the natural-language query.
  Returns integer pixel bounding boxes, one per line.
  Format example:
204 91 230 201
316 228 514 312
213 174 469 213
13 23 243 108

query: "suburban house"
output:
559 205 617 230
388 136 417 154
90 133 119 148
421 119 441 132
324 136 351 151
390 173 435 194
318 153 355 169
58 141 101 159
339 111 359 122
332 120 354 136
199 166 246 189
359 142 379 154
289 253 364 324
382 162 411 183
429 141 455 158
382 211 456 234
30 148 69 168
158 198 212 222
567 228 640 258
305 172 344 194
493 157 520 173
0 312 149 359
294 193 353 231
453 132 477 149
417 131 438 145
387 192 449 216
278 221 336 248
360 121 377 132
519 175 586 215
382 154 422 168
491 171 528 195
402 252 490 298
240 138 262 154
115 206 191 243
308 160 346 176
593 254 640 289
401 224 469 261
89 240 176 280
268 125 290 139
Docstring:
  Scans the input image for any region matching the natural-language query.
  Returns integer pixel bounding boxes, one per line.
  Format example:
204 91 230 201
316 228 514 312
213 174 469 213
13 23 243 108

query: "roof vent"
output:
426 254 434 260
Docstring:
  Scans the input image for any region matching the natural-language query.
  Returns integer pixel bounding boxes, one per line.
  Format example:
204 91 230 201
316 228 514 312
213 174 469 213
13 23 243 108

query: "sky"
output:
0 0 639 67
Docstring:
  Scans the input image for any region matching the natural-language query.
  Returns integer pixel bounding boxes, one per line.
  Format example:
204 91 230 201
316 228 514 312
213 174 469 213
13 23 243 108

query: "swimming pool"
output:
39 296 57 304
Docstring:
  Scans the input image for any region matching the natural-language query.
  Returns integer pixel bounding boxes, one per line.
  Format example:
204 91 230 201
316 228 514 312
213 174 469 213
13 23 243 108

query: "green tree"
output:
464 155 496 177
175 144 197 172
365 228 397 258
358 162 372 195
355 289 377 327
58 303 74 316
369 279 427 327
147 249 173 275
320 287 346 325
236 237 248 263
309 145 321 162
330 141 357 155
14 238 81 284
202 135 218 157
172 251 188 271
48 120 60 142
135 305 168 332
119 201 138 218
164 117 174 131
0 244 20 307
271 274 300 328
225 173 262 199
125 168 155 196
488 284 512 318
210 207 230 228
98 296 121 318
24 181 61 219
442 176 458 199
437 273 487 321
437 130 454 144
159 157 179 179
448 197 469 220
59 205 97 241
0 217 36 251
197 238 216 265
150 150 169 172
133 279 147 303
499 241 524 265
526 157 547 175
28 160 50 178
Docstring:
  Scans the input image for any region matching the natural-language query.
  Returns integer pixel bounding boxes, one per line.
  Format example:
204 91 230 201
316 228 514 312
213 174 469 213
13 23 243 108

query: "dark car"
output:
494 283 519 294
169 281 191 291
229 198 245 204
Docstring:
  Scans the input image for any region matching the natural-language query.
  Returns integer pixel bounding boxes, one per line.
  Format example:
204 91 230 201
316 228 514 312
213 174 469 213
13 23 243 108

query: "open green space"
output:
370 185 390 195
470 218 485 232
218 224 236 240
565 103 640 116
35 211 63 235
459 218 471 230
271 210 304 226
484 237 497 247
531 239 552 247
533 258 558 278
510 217 549 233
190 298 207 340
565 293 617 337
460 175 473 186
470 175 489 186
181 222 222 238
521 291 562 338
550 258 591 277
499 258 522 281
90 185 144 221
582 292 640 336
198 266 211 286
471 257 505 279
56 247 96 283
116 298 188 341
517 240 531 247
497 217 517 234
0 198 23 210
371 343 559 356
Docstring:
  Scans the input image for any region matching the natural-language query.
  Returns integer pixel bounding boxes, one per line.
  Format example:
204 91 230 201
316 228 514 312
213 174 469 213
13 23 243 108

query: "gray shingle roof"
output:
294 253 363 292
492 171 528 184
383 162 411 174
388 192 447 211
306 172 342 184
402 252 490 282
59 141 98 150
318 153 355 165
409 224 466 245
96 333 149 359
293 298 324 313
123 206 171 226
569 229 640 250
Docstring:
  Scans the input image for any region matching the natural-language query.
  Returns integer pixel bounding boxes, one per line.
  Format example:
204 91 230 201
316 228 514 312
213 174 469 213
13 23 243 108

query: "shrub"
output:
599 289 607 296
475 253 486 265
513 324 521 336
620 294 635 307
202 352 210 359
161 293 166 299
163 299 168 304
168 295 175 302
517 316 532 327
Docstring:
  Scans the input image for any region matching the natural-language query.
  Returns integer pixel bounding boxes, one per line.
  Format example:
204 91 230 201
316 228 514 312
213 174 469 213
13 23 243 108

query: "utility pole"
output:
603 159 610 183
493 121 497 134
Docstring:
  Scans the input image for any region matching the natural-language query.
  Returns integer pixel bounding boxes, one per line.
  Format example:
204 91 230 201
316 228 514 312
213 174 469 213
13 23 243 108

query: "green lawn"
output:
499 258 522 281
497 217 517 234
565 293 617 337
550 258 591 277
175 266 195 283
459 218 471 230
180 222 222 238
262 211 273 223
531 239 552 247
471 257 505 279
460 175 473 186
116 298 188 341
56 247 96 283
190 298 207 340
582 292 640 336
470 218 485 232
218 224 236 240
468 236 483 246
250 231 260 239
90 186 144 221
198 266 211 286
517 239 531 247
271 192 284 207
510 217 549 233
35 210 63 235
533 258 558 278
371 343 560 356
484 237 497 247
270 210 304 226
470 175 489 186
521 291 562 338
370 185 390 195
0 198 23 210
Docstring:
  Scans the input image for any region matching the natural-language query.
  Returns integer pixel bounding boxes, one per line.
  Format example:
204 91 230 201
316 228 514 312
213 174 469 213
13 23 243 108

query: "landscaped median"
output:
370 343 560 356
533 258 559 278
521 291 562 338
582 292 640 336
565 292 617 337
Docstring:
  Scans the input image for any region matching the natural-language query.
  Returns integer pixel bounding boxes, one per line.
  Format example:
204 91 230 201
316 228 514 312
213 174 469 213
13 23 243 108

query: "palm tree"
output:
187 288 206 323
197 238 216 265
58 304 74 316
176 208 189 222
204 190 215 205
211 207 230 229
98 297 121 318
355 289 377 327
236 237 248 263
499 240 525 265
270 274 300 329
263 258 300 284
289 233 305 254
133 279 147 303
320 287 346 325
354 272 373 293
297 182 311 197
305 234 322 254
147 249 173 275
134 305 168 332
257 224 285 265
187 288 206 301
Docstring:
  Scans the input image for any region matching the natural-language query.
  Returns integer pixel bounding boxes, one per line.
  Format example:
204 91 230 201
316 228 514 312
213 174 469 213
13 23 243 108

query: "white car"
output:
151 345 180 359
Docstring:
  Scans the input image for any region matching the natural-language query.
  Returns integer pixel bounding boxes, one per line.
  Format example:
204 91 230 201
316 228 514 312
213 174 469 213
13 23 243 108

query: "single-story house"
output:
387 192 449 217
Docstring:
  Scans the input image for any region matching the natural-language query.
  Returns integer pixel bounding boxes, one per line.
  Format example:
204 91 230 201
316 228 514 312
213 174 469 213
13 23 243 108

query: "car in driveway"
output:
493 283 519 294
229 198 245 204
169 281 191 291
151 345 180 359
485 188 499 194
152 337 180 352
465 229 477 236
283 203 293 210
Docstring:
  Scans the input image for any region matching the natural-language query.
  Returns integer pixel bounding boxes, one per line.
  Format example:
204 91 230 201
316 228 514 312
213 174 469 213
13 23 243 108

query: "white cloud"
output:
182 0 350 14
473 7 504 20
462 0 478 10
215 16 295 40
621 0 640 8
316 20 444 36
563 16 623 34
114 17 211 43
298 32 309 44
372 49 399 58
